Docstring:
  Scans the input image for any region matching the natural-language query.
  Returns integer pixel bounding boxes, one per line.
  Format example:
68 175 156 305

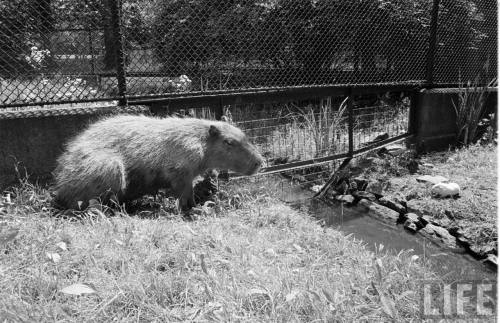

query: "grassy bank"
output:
412 144 497 254
361 143 497 256
0 180 438 322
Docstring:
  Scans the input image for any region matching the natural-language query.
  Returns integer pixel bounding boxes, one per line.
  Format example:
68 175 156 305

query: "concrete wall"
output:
0 106 149 188
413 87 497 152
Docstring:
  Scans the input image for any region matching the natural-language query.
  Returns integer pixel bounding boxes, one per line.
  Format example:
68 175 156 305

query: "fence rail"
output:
0 0 496 108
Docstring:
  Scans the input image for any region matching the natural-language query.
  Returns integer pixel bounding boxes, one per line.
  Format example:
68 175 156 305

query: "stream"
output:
278 182 496 282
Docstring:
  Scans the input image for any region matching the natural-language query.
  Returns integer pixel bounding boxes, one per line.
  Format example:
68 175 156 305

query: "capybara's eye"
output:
223 139 234 146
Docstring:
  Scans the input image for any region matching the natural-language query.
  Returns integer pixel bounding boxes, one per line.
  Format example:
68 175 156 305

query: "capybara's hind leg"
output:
54 151 127 210
90 157 127 207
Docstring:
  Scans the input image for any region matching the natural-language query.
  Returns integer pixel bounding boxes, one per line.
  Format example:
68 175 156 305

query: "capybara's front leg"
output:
179 186 195 210
170 173 195 211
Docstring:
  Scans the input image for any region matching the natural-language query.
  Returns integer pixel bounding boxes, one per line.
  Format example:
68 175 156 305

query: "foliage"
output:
0 0 54 77
152 0 271 75
452 63 497 146
150 0 490 82
288 97 348 157
435 0 494 79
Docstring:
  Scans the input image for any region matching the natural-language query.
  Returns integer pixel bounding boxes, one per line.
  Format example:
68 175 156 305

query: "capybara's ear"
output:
209 125 220 137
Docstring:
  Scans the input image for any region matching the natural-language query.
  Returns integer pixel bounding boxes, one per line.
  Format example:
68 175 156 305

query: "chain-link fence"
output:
0 0 497 108
433 0 497 84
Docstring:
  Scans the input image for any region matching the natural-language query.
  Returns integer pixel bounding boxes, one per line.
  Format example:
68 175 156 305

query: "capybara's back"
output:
53 115 264 210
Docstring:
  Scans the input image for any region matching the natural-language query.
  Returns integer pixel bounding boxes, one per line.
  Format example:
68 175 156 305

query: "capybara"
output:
53 115 264 210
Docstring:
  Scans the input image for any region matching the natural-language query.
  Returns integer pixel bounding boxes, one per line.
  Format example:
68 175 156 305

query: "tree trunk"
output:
103 0 117 71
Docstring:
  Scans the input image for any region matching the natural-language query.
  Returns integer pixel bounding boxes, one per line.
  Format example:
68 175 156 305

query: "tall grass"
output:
287 97 348 157
452 63 497 146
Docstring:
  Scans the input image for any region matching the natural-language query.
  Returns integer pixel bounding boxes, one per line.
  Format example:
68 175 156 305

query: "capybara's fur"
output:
53 115 264 210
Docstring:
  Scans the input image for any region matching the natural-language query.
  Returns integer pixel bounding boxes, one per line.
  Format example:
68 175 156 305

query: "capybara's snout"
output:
244 150 264 175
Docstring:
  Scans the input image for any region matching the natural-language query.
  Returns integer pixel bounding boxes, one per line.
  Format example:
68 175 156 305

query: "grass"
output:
359 143 497 255
412 144 497 253
0 178 440 322
235 98 409 167
452 62 497 146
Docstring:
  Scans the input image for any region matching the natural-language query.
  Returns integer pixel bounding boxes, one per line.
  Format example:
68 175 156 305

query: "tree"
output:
0 0 55 77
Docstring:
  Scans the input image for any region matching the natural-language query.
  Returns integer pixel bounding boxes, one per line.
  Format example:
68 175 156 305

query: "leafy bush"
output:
0 0 54 77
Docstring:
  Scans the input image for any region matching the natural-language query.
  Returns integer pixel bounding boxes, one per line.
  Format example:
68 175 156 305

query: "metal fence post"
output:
111 0 127 106
347 89 354 156
425 0 441 88
216 97 224 120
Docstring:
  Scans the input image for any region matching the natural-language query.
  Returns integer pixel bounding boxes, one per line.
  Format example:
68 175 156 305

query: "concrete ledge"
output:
0 106 150 188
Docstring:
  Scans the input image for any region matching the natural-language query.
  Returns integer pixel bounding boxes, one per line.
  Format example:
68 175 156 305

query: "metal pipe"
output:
110 0 127 106
425 0 441 88
347 89 354 156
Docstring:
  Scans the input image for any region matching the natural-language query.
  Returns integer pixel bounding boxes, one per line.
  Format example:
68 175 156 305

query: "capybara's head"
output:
206 122 264 175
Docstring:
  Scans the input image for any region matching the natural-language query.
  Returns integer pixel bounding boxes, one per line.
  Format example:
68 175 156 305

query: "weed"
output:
452 62 497 146
286 97 348 158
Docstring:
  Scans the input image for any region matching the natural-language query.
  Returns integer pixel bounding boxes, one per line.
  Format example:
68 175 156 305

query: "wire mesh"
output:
351 95 410 151
232 98 350 169
175 92 409 174
222 92 410 198
0 0 496 108
125 0 432 95
0 0 115 106
433 0 497 85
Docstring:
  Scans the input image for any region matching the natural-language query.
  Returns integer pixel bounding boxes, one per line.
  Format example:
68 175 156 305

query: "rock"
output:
352 177 368 191
405 191 420 201
484 254 497 267
431 182 460 198
377 147 389 156
469 244 496 258
403 213 423 232
358 199 401 223
456 235 471 247
416 175 448 185
390 195 407 208
310 184 324 193
403 220 418 233
421 163 435 168
355 157 378 169
334 181 349 194
335 194 355 204
421 224 457 249
365 180 388 196
352 190 376 201
419 215 432 226
326 189 339 200
406 199 426 216
385 144 406 156
404 212 420 223
378 196 406 214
